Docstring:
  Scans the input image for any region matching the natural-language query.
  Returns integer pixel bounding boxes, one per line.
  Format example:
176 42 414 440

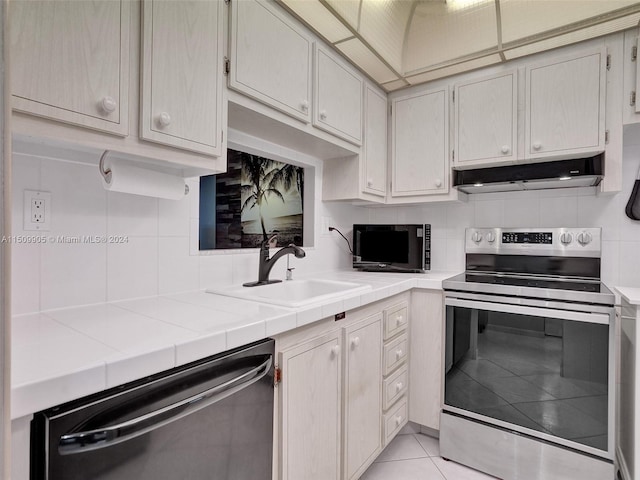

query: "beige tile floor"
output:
361 432 499 480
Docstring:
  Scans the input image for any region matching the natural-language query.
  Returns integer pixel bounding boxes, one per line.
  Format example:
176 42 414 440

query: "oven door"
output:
444 293 615 460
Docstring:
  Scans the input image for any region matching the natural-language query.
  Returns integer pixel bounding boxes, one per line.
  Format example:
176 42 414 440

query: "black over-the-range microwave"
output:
352 224 431 273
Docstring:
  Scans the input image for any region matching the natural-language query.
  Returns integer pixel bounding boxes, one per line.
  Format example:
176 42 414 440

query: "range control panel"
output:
465 227 602 257
502 232 553 244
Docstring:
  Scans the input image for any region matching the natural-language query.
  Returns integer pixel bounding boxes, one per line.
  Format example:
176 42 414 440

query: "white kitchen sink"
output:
207 279 372 308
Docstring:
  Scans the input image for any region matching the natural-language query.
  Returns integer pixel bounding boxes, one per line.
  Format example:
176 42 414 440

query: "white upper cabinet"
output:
11 0 130 136
230 0 312 123
363 85 387 197
526 49 606 159
454 70 518 167
140 0 223 156
313 45 363 145
391 87 449 197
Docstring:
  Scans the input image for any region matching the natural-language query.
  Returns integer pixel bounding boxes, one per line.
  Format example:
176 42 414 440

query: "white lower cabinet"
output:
409 289 444 430
276 294 410 480
279 330 342 480
343 314 383 480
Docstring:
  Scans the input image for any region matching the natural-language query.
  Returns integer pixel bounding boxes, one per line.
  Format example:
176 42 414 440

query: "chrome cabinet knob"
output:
577 232 592 246
472 232 483 243
560 232 573 245
157 112 172 127
100 96 117 114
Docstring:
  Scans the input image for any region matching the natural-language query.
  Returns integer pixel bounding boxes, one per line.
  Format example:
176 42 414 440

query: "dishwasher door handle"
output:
58 355 272 455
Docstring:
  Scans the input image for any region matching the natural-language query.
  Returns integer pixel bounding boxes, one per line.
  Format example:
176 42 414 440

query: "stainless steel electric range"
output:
441 227 615 480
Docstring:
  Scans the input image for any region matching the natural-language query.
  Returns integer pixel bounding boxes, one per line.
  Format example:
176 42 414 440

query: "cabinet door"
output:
363 85 388 197
280 331 341 480
140 0 223 156
10 0 130 136
314 45 363 145
409 290 443 430
454 71 517 167
230 0 312 123
343 314 383 480
526 49 606 159
392 88 449 197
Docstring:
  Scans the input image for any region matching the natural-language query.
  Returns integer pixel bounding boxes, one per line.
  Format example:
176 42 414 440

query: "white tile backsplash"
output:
158 236 200 294
502 196 540 227
159 195 191 236
474 199 504 228
107 237 159 301
11 243 40 315
40 160 107 237
40 242 107 310
107 191 158 236
538 195 579 227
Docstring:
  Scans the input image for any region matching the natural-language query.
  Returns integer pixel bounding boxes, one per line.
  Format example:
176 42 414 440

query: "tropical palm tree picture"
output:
239 151 304 248
199 149 304 250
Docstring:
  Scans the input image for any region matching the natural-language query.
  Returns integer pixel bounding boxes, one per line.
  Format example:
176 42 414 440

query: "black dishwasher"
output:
31 339 274 480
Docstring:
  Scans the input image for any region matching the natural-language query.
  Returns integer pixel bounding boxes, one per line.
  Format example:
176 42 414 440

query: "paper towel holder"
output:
98 150 190 195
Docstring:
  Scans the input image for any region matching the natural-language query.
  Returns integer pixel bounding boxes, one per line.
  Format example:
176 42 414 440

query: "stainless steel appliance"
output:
441 228 615 480
352 224 431 272
31 339 275 480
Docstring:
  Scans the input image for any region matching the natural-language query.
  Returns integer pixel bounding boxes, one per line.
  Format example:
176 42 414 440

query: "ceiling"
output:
277 0 640 91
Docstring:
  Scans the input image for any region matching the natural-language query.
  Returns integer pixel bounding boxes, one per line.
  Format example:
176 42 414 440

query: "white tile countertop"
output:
615 287 640 305
11 270 457 419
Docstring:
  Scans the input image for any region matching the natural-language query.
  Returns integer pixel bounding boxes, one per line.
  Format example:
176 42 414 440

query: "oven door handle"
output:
58 355 273 456
445 298 610 325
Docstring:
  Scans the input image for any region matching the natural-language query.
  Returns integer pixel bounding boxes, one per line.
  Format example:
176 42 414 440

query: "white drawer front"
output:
383 364 408 411
384 304 408 341
383 397 408 446
383 333 408 376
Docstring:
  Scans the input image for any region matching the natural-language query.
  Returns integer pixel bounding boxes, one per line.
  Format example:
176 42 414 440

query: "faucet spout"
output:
243 235 305 287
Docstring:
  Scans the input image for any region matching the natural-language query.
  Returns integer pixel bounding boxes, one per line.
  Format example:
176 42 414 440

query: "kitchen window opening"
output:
199 149 306 251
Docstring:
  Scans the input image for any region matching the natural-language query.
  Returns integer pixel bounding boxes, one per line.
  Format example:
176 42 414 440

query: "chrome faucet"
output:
243 234 305 287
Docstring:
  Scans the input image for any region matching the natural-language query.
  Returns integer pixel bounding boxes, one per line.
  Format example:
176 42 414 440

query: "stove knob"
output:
486 232 496 244
577 231 592 246
471 232 483 243
560 232 573 245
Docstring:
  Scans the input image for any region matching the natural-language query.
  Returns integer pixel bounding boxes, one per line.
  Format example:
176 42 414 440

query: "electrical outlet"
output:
23 190 51 231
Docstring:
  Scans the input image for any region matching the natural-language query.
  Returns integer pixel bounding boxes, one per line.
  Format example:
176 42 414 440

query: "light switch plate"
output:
23 190 52 231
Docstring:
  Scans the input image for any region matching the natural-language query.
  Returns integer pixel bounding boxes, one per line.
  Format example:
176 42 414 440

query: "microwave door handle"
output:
58 355 272 456
445 298 610 325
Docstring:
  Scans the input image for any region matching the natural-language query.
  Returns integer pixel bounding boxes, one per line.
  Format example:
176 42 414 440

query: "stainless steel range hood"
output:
453 155 604 194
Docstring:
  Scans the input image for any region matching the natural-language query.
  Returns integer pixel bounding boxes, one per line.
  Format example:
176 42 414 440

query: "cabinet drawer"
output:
383 364 408 411
383 397 408 446
384 304 408 340
383 333 408 376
